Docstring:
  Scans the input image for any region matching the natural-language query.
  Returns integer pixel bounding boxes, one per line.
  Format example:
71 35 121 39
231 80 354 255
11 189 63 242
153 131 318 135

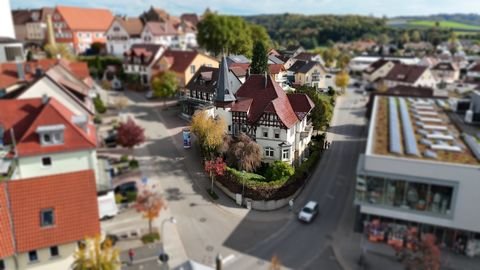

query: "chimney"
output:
41 94 49 105
246 68 250 79
16 57 25 81
215 254 223 270
264 71 268 88
46 14 56 48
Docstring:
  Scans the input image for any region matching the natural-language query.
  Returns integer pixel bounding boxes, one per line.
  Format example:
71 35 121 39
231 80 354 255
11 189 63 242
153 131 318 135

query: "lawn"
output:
407 20 480 31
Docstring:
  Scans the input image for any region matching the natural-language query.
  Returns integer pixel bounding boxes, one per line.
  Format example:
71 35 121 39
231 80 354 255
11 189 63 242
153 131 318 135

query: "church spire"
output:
215 56 236 103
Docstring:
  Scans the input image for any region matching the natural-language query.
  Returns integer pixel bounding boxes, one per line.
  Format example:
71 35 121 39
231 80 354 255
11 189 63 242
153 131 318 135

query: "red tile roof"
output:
158 49 198 73
268 64 285 75
56 6 113 31
233 75 305 128
0 184 15 258
7 170 100 253
0 98 96 157
287 93 315 120
0 59 92 89
228 63 285 76
145 21 178 36
384 64 428 84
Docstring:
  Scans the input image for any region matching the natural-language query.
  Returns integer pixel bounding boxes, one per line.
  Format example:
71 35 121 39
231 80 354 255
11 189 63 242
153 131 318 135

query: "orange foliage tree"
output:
134 189 166 234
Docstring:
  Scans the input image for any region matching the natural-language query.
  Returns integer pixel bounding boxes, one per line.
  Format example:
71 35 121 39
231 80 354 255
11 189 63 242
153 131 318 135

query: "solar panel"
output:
389 97 402 154
399 98 419 156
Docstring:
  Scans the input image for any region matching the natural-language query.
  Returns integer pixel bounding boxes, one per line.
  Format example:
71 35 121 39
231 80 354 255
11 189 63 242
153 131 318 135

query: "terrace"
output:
372 96 479 165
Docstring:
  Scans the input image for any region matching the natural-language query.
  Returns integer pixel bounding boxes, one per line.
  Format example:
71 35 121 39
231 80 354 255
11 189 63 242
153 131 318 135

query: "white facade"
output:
141 28 178 48
106 20 142 56
12 150 99 184
123 46 165 85
18 77 92 117
384 69 437 89
350 56 421 72
0 0 15 39
2 243 77 270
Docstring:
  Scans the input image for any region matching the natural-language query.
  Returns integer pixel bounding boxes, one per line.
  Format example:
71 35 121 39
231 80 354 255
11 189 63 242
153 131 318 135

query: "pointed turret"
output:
215 56 236 103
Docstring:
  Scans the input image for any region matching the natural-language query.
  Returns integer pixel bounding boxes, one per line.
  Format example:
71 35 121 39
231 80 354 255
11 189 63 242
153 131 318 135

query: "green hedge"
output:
93 96 106 114
141 232 160 244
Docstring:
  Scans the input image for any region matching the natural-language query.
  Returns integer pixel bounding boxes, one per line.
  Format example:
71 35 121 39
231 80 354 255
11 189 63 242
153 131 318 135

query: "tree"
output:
337 53 351 69
335 70 350 93
411 30 422 42
377 34 390 45
204 157 226 191
134 189 166 235
72 235 120 270
269 255 282 270
322 47 340 68
191 111 226 157
392 233 441 270
44 43 74 60
197 13 253 57
90 42 105 55
251 41 268 74
266 161 295 181
249 23 272 49
152 71 178 105
296 86 333 131
226 133 262 172
116 117 146 156
401 31 410 44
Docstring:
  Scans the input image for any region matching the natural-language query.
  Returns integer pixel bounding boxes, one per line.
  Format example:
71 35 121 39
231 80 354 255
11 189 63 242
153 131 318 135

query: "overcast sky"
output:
10 0 480 17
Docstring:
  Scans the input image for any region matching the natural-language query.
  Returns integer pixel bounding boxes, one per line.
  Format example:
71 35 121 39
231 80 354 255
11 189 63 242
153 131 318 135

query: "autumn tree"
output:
134 189 167 235
337 53 351 69
204 157 226 191
251 41 268 74
401 31 410 44
227 133 262 172
72 235 120 270
116 117 146 157
44 43 74 60
152 71 178 105
411 30 422 43
322 47 340 68
269 255 282 270
191 111 226 157
335 70 350 93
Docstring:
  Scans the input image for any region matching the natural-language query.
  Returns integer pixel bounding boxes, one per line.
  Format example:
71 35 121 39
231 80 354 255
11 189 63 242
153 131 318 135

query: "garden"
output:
191 111 325 202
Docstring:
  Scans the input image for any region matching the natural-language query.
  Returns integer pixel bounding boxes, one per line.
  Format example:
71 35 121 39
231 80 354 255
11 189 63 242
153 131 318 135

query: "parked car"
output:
114 181 138 196
104 129 118 148
298 201 319 223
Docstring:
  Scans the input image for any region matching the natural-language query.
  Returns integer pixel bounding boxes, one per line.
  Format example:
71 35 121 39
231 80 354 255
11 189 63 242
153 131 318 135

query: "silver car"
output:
298 201 319 223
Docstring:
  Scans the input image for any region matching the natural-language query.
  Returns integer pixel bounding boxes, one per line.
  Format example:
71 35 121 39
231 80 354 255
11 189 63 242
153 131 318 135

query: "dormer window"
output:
36 125 65 146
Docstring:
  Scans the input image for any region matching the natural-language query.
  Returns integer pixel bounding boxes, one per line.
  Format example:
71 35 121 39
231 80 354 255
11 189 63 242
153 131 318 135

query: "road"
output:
118 87 368 269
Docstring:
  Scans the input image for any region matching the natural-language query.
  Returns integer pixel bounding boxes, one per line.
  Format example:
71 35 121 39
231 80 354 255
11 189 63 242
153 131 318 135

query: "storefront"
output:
361 214 480 257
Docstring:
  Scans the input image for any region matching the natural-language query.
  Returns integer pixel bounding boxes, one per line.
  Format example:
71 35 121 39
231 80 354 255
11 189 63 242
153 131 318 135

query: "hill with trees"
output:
244 14 387 48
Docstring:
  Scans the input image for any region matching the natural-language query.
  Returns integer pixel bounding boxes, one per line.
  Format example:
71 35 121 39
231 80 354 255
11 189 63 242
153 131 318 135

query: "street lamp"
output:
241 170 246 204
159 217 177 267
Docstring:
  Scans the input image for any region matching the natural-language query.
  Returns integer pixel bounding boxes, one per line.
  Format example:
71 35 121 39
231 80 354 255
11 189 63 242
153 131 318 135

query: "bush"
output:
93 115 102 124
141 232 160 244
207 188 219 200
266 161 295 182
120 155 129 162
94 96 106 114
129 159 139 169
115 193 124 204
125 191 137 202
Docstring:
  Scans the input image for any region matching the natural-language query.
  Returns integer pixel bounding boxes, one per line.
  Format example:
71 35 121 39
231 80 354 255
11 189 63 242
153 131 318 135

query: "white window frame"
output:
265 147 274 157
274 129 280 139
262 128 269 138
282 149 290 160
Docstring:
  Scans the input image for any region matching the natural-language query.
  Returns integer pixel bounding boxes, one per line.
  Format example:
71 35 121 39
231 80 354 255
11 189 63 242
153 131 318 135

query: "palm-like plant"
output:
227 133 262 172
72 236 120 270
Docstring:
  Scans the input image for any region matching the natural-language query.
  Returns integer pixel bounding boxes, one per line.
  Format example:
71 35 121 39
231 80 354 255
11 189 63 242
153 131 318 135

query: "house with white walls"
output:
106 16 144 56
123 43 165 85
212 57 315 165
0 0 24 63
383 63 437 89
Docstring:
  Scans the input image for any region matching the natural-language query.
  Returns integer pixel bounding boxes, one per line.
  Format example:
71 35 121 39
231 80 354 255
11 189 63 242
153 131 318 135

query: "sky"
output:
9 0 480 17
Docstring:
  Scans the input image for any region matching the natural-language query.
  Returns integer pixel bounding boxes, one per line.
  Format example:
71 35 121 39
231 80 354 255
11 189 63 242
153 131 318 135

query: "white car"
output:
298 201 319 223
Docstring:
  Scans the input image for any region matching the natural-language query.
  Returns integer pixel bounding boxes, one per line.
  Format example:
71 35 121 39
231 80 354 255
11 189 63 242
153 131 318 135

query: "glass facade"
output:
356 175 454 217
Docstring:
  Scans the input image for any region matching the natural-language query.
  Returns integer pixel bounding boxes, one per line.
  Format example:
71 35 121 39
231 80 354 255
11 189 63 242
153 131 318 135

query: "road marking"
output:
222 254 236 265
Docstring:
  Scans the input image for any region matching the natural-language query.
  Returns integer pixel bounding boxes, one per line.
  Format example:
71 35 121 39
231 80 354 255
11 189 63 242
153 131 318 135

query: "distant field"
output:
387 19 480 33
408 20 480 31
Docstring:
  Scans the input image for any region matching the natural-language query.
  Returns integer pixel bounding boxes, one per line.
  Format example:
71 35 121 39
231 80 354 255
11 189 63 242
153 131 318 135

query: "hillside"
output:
393 14 480 26
244 14 387 49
